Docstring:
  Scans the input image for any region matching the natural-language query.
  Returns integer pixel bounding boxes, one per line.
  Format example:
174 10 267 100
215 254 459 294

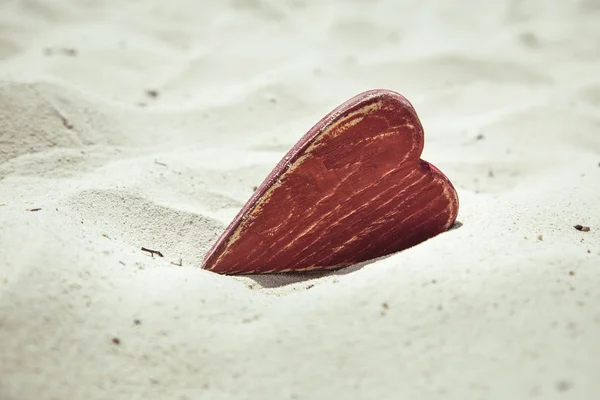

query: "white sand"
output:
1 1 599 399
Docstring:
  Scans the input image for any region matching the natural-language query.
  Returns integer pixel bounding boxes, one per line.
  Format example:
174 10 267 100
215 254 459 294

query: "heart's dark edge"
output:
201 88 459 274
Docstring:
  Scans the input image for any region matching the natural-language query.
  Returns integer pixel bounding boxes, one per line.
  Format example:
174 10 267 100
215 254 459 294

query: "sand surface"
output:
1 1 599 399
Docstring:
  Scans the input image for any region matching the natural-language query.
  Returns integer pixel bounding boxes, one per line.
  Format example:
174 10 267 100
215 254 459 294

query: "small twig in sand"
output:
26 208 42 212
170 258 183 267
574 225 591 232
61 116 74 129
51 107 73 130
154 160 167 167
141 247 164 258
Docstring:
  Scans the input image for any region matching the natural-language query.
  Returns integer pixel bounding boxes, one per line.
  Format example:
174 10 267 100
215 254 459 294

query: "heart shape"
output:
201 89 459 275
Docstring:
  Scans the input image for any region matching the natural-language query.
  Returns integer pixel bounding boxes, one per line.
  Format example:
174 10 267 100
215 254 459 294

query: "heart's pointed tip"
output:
199 256 219 273
200 263 225 275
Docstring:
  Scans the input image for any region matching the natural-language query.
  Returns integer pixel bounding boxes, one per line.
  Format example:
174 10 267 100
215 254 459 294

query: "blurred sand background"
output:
1 0 599 399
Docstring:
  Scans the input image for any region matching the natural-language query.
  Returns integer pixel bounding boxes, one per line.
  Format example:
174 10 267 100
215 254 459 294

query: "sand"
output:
1 0 599 399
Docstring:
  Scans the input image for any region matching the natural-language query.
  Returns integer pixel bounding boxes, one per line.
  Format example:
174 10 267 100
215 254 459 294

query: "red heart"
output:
202 89 459 275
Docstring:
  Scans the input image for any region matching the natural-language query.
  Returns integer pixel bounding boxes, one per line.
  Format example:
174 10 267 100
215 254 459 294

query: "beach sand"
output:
1 0 599 399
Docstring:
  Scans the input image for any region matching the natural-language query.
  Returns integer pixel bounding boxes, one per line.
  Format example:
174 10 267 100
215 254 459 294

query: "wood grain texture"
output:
201 89 459 275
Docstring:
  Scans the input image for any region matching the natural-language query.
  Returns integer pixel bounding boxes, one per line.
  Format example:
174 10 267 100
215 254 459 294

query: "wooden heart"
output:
201 89 459 275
